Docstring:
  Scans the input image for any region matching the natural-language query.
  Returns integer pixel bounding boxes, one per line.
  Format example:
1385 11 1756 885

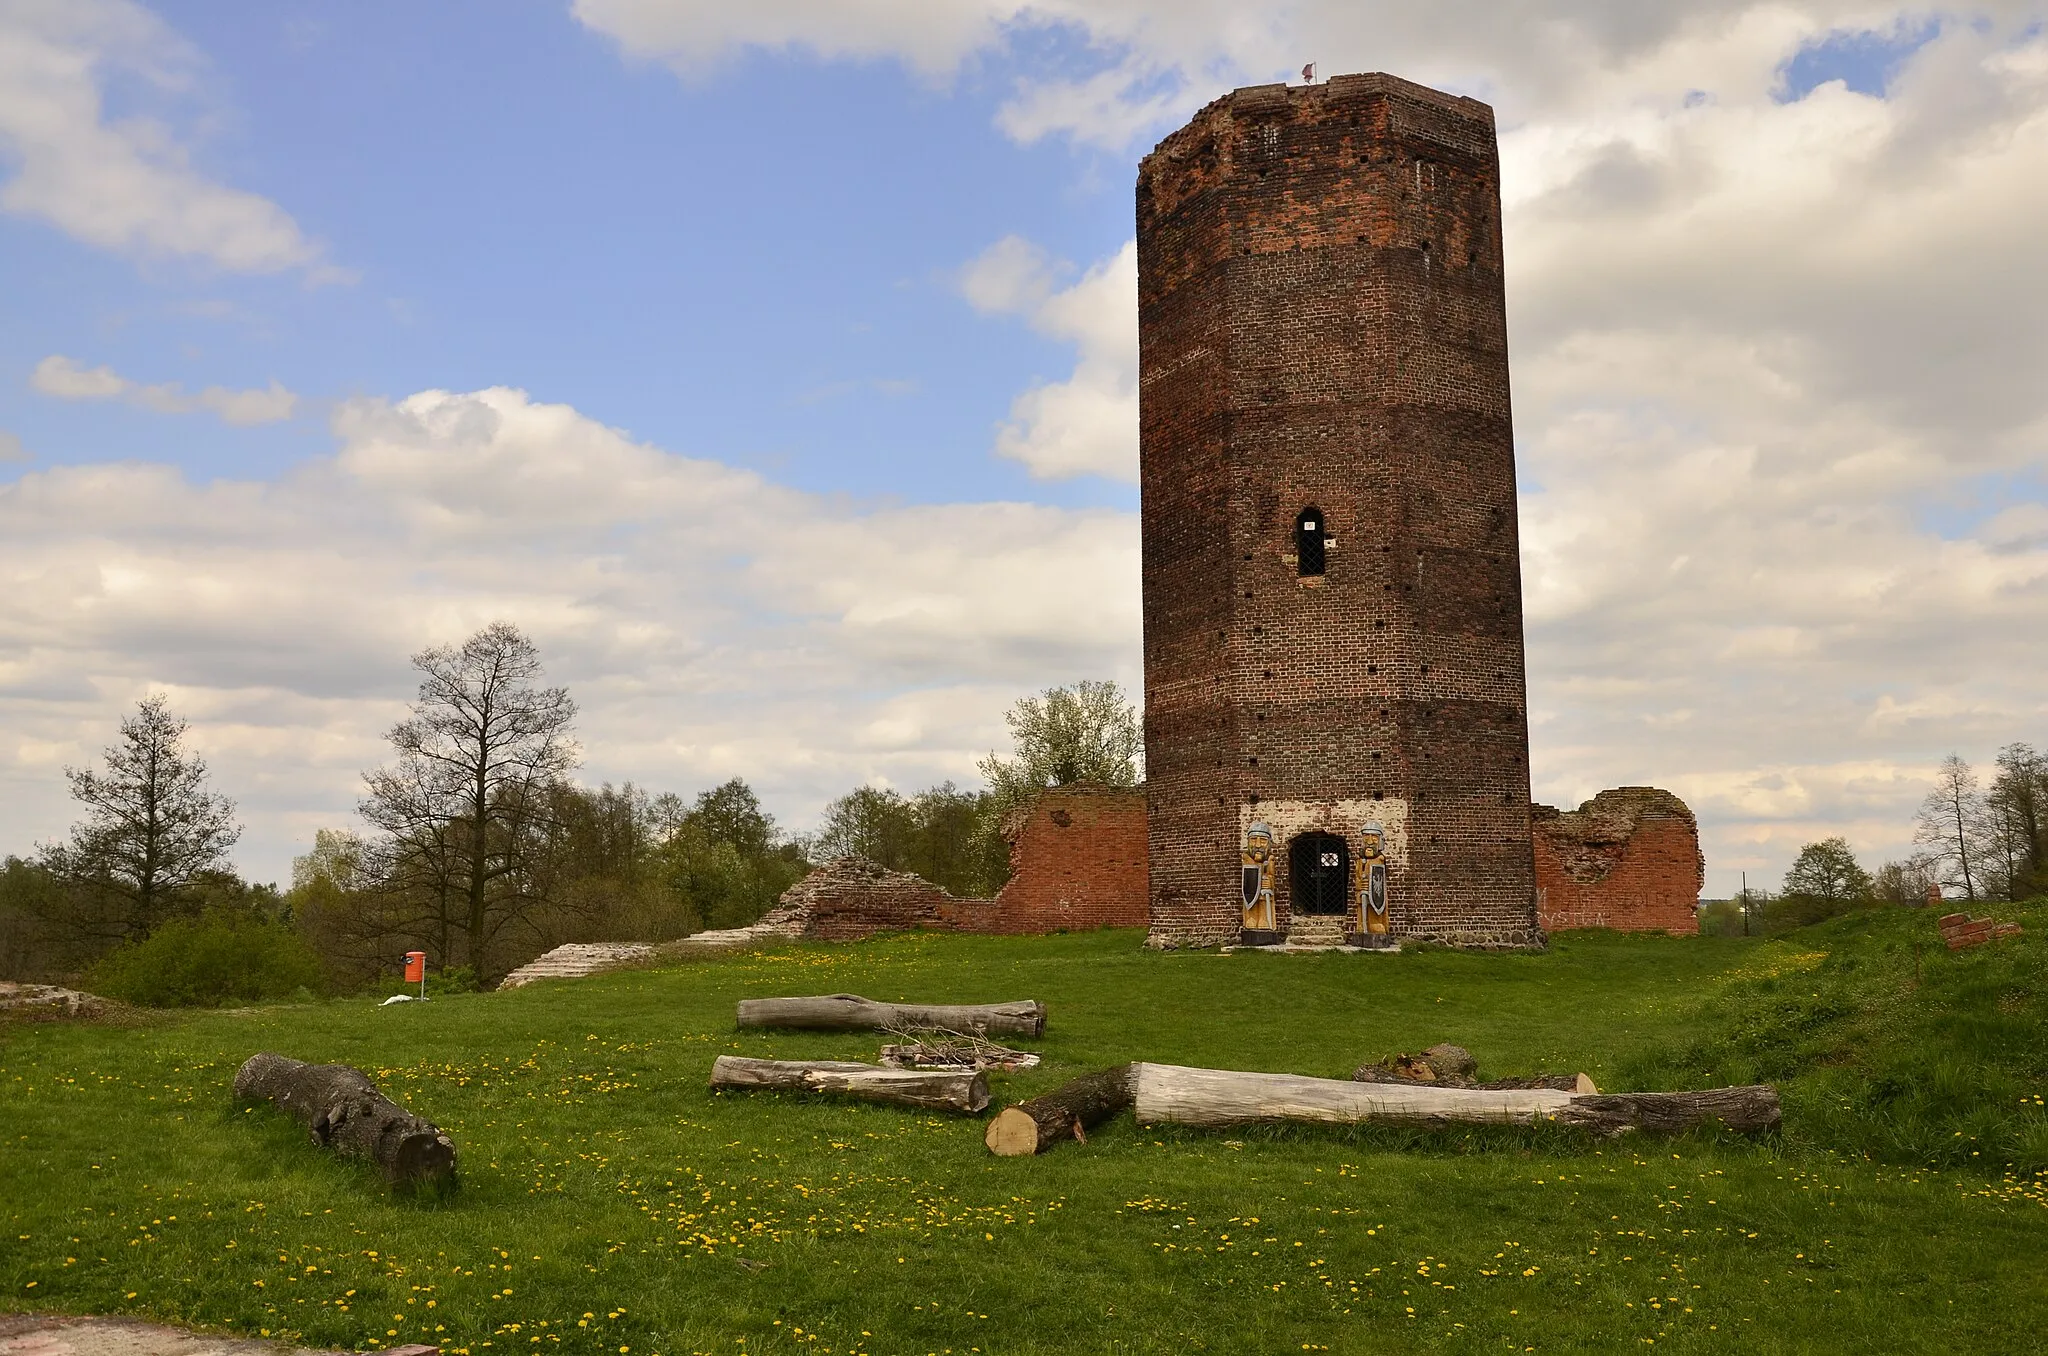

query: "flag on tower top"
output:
1302 62 1316 84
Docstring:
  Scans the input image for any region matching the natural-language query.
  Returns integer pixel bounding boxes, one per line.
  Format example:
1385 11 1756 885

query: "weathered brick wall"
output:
976 785 1149 932
765 786 1149 940
1532 787 1703 934
1138 72 1538 949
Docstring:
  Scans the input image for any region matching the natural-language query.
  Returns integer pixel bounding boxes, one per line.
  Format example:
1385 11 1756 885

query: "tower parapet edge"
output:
1138 73 1540 950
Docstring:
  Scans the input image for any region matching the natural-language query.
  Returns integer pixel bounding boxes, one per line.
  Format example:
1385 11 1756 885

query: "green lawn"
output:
4 914 2045 1355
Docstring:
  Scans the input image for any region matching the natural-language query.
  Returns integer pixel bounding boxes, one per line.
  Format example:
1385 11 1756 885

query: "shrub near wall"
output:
85 912 324 1008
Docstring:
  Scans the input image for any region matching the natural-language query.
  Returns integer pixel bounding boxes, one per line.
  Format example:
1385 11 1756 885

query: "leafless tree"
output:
1872 854 1940 907
38 694 240 944
1983 743 2047 901
1914 754 1986 902
359 622 577 982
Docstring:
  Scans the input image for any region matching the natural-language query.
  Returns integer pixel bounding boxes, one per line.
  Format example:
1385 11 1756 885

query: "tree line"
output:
0 623 1141 998
1705 743 2047 936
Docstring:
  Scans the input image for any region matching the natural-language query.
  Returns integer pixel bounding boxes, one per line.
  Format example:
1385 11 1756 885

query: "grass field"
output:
4 908 2045 1354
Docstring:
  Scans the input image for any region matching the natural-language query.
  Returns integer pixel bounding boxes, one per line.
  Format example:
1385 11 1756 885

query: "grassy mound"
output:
1623 900 2047 1171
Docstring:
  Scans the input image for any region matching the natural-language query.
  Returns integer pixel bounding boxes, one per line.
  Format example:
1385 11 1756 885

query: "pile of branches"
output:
878 1025 1041 1072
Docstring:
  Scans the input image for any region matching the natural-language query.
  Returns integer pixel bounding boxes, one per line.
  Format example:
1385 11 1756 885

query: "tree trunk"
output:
233 1052 457 1188
1550 1086 1781 1135
985 1064 1135 1156
1132 1063 1776 1137
709 1055 990 1114
734 994 1046 1038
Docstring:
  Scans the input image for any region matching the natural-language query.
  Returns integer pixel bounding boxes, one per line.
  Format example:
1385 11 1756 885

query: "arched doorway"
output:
1289 832 1350 916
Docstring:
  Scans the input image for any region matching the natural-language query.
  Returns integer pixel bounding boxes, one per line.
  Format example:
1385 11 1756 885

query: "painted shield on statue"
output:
1368 862 1388 920
1242 864 1263 909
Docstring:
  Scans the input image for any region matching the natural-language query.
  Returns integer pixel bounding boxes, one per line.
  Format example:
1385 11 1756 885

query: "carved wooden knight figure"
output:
1241 821 1276 934
1357 822 1390 937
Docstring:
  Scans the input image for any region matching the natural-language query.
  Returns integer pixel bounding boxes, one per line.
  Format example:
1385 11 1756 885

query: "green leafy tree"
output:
685 778 779 859
906 782 1009 897
1783 837 1874 904
977 681 1142 814
657 780 808 932
38 695 240 947
286 828 409 990
0 855 74 980
812 785 919 865
809 781 1010 897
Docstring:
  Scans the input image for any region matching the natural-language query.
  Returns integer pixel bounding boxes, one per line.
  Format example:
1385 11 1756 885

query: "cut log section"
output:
1132 1063 1777 1137
985 1064 1136 1157
1550 1086 1780 1136
709 1055 990 1114
735 994 1045 1038
233 1052 457 1188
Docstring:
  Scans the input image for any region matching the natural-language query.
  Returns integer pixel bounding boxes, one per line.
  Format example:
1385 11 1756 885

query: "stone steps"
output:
496 943 654 990
495 916 812 991
1285 915 1349 948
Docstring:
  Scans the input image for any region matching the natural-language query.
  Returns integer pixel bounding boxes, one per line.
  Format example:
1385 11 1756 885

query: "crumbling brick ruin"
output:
1137 73 1539 950
1531 788 1703 934
758 785 1149 941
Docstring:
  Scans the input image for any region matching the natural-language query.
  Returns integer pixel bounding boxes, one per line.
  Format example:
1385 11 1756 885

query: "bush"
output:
85 912 325 1008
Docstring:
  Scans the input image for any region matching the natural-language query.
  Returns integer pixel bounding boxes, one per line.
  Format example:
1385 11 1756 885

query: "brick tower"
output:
1138 72 1539 949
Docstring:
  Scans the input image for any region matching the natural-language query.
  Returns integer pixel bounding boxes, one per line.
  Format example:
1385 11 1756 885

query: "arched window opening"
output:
1295 506 1327 576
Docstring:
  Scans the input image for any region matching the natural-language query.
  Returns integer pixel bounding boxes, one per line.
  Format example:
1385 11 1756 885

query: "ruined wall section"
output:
986 784 1149 932
762 786 1149 941
1139 72 1537 949
1532 787 1703 934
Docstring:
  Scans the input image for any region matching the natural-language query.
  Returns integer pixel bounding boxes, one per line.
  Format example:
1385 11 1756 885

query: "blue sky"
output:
4 0 2047 896
0 2 1138 507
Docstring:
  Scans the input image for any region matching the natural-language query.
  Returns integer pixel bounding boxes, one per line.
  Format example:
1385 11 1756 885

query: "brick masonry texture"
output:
1137 72 1538 949
763 785 1149 940
1531 787 1704 934
1938 912 2025 951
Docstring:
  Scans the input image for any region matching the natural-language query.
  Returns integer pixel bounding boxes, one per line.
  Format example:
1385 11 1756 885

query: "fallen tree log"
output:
233 1052 457 1188
985 1064 1135 1156
1132 1063 1777 1137
1549 1086 1780 1136
710 1055 990 1113
735 994 1045 1038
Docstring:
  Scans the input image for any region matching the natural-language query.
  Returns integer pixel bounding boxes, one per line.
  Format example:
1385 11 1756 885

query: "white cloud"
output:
903 10 2048 889
570 0 1023 78
960 236 1138 481
0 387 1140 882
31 354 298 425
0 0 331 274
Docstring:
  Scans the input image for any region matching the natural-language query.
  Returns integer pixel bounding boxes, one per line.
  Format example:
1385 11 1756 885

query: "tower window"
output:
1295 506 1327 576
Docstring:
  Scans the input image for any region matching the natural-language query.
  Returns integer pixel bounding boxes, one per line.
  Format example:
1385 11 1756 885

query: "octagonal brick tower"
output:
1137 72 1539 949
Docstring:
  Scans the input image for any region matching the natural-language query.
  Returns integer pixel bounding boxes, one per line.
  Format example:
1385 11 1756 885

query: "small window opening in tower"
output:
1295 506 1327 576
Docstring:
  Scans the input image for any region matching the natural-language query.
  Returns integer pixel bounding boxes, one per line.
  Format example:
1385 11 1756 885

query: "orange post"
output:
403 951 426 984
